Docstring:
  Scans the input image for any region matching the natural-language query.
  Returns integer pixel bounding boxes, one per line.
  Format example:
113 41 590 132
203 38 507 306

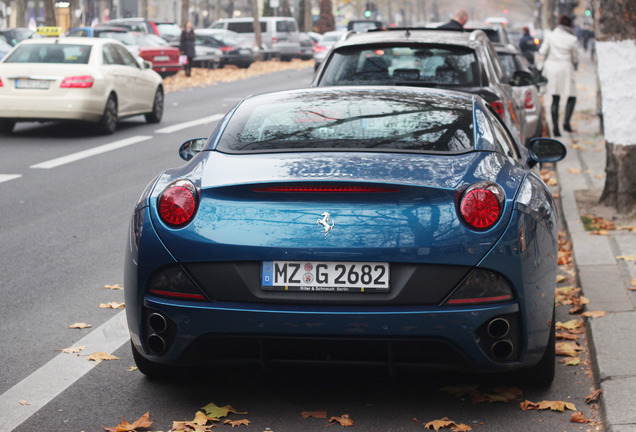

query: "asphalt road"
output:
0 66 601 432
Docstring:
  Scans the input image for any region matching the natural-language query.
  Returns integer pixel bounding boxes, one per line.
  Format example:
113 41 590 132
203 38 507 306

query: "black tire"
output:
0 119 15 134
97 94 118 135
519 308 556 387
145 87 164 124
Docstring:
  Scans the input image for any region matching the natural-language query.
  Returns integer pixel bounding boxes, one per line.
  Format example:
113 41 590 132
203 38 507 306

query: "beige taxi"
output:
0 37 164 134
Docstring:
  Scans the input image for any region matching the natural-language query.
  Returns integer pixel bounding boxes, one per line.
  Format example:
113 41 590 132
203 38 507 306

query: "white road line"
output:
155 113 224 134
30 136 153 170
0 311 129 432
0 174 22 184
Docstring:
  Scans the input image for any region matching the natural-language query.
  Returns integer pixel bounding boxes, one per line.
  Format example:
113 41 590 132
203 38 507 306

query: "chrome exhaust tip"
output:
147 334 166 354
491 339 514 360
487 317 511 339
148 313 168 334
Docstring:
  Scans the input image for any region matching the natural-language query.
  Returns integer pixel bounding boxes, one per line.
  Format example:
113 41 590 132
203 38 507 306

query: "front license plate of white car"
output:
15 79 50 89
154 55 170 61
261 261 390 293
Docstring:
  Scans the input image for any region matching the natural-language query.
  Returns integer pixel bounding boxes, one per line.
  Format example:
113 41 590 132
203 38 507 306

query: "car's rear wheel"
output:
0 119 16 134
97 94 118 135
145 87 164 124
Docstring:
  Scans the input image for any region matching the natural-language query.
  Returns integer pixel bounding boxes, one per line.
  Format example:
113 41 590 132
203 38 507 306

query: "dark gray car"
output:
312 28 530 147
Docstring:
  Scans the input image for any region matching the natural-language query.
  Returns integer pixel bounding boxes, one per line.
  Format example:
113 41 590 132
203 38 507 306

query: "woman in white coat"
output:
539 15 579 137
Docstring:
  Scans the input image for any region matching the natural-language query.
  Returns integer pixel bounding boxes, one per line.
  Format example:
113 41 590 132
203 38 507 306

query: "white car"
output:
0 37 164 134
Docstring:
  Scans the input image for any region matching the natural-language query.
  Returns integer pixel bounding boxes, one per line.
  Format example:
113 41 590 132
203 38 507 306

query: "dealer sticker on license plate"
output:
261 261 390 293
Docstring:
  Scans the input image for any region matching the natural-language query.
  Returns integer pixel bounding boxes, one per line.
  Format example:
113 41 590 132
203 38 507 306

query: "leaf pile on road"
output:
163 60 313 93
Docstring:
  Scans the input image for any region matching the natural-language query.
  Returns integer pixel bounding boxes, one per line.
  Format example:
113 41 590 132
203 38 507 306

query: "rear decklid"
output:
151 151 523 267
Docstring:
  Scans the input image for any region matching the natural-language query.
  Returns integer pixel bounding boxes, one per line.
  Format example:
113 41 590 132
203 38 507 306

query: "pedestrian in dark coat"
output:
180 20 196 77
519 26 537 64
438 10 468 30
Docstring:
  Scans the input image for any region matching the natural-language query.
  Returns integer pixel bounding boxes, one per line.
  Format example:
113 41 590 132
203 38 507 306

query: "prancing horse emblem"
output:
317 212 335 236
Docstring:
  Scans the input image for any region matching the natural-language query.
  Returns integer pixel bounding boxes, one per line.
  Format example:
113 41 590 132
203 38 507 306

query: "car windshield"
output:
134 33 169 46
98 31 135 45
497 53 517 77
217 90 474 154
3 43 92 64
320 44 480 87
156 23 181 39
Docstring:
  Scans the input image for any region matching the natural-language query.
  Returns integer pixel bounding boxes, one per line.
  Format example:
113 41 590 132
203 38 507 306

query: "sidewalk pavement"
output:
550 48 636 432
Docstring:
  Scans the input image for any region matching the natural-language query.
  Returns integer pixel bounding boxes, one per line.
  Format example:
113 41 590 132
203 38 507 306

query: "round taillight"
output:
158 181 197 227
523 90 534 110
460 187 502 230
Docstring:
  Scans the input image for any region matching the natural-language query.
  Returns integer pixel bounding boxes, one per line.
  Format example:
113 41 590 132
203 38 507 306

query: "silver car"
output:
496 44 544 142
313 30 347 71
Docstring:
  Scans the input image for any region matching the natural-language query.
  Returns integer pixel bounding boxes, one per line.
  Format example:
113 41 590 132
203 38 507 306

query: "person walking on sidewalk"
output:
539 15 579 137
179 20 196 77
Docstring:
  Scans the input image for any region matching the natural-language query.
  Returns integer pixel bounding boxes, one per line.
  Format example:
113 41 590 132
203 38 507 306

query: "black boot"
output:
551 95 561 137
563 97 576 132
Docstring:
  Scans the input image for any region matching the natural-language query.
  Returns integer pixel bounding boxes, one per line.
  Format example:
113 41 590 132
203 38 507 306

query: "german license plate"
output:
261 261 390 293
15 79 50 89
153 55 170 61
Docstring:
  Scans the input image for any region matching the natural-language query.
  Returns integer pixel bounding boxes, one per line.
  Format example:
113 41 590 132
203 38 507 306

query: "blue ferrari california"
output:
125 86 566 385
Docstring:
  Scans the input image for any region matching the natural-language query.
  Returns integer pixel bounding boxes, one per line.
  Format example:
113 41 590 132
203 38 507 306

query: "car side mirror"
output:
534 74 548 87
143 60 153 70
179 138 207 161
511 70 535 87
527 137 567 168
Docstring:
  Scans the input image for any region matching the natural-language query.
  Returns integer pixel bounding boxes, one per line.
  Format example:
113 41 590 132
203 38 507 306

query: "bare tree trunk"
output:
304 0 312 33
141 0 148 19
182 0 190 25
595 0 636 212
43 0 56 25
15 0 25 27
251 0 262 59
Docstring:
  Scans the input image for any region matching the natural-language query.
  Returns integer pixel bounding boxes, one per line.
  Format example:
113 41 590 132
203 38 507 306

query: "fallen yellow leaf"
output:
201 403 246 420
556 342 584 357
103 411 152 432
18 400 30 405
582 310 607 318
127 366 138 372
585 389 602 404
59 345 86 354
556 319 584 330
99 302 125 309
68 322 92 329
570 411 591 423
104 284 123 290
224 419 250 427
329 414 354 427
87 352 120 364
559 357 581 366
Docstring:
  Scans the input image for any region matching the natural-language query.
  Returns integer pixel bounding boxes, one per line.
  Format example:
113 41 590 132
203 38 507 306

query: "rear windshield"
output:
320 44 480 87
4 44 92 64
217 90 474 154
226 22 267 33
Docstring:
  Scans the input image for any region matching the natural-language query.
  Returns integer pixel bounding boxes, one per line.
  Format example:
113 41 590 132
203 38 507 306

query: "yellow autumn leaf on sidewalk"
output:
59 345 86 354
582 310 607 318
